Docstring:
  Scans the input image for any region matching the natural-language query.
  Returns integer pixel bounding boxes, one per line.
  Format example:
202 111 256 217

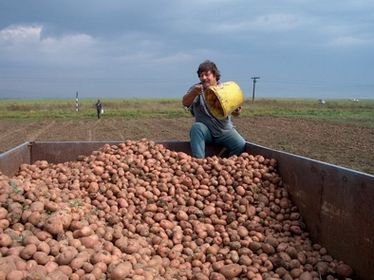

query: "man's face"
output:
199 70 217 89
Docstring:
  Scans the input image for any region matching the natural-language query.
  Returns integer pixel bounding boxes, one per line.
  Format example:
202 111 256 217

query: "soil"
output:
0 116 373 174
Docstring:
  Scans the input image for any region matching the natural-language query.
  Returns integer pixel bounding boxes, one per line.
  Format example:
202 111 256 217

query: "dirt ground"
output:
0 116 373 175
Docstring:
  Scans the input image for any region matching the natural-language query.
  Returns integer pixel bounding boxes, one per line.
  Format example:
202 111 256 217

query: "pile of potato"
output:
0 139 354 280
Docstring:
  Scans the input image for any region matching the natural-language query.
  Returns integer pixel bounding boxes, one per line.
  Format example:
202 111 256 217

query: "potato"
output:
45 261 59 274
0 233 13 247
0 207 8 219
0 256 17 276
219 264 242 279
33 251 50 265
20 244 37 260
110 262 132 280
6 270 26 280
336 263 353 277
45 270 69 280
209 272 226 280
55 247 78 265
299 271 313 280
43 216 64 236
0 219 10 230
90 250 112 265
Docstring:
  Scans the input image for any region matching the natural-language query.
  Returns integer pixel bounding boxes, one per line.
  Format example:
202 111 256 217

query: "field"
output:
0 98 373 175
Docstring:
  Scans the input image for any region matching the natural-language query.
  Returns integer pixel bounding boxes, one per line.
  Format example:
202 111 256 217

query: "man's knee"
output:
190 122 209 138
224 131 246 156
231 138 246 155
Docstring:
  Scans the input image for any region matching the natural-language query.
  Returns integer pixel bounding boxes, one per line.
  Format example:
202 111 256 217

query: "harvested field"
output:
0 116 373 175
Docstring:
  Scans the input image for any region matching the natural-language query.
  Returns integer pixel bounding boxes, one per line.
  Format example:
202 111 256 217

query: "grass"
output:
0 98 373 127
0 98 186 120
241 99 374 127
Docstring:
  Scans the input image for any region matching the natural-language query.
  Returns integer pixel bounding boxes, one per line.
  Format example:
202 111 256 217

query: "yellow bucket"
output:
204 81 245 119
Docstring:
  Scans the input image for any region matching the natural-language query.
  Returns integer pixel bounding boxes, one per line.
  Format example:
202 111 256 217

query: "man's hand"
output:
182 83 204 107
191 83 204 95
232 106 242 117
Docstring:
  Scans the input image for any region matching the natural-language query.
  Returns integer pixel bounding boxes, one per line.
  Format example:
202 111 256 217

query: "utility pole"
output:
251 76 260 103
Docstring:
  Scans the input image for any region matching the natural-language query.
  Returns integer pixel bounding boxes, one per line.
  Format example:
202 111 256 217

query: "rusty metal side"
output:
0 142 31 177
245 142 374 280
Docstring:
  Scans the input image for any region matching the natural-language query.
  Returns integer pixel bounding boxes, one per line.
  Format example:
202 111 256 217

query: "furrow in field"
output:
0 123 28 141
27 120 56 141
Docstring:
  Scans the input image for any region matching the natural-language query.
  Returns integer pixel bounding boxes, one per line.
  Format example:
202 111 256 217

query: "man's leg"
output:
190 122 212 158
215 128 246 157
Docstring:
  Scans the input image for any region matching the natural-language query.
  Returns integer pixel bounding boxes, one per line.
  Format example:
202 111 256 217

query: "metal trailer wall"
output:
0 141 373 279
245 143 374 280
0 142 31 177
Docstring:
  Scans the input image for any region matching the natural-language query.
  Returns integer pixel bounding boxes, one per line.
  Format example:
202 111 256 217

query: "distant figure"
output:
95 99 103 119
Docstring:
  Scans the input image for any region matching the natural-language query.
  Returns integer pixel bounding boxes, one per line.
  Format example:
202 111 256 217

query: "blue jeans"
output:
190 122 246 158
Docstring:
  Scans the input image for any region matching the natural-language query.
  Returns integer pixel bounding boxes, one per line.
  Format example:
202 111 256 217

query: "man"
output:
95 99 103 119
182 60 246 158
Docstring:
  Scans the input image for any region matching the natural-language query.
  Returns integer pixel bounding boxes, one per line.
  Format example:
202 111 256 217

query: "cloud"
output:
150 51 203 64
319 21 374 48
0 1 373 99
327 35 373 47
251 13 302 31
0 25 96 66
0 25 41 42
209 13 303 34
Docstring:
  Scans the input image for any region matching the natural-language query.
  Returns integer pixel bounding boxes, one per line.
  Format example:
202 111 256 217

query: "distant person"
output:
182 60 246 158
95 99 103 119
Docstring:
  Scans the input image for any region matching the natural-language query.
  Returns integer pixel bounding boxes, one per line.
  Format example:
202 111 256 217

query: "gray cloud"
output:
0 0 373 99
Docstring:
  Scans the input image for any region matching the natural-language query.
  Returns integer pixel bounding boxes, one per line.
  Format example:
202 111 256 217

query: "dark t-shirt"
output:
96 102 102 111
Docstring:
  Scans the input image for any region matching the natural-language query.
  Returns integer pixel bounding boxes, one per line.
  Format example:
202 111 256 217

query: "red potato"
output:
110 262 132 280
33 251 50 265
90 250 112 265
336 263 354 277
55 247 78 265
0 207 8 219
6 270 26 280
43 216 64 236
0 219 10 230
5 246 24 257
0 233 13 247
45 270 69 280
45 261 59 274
20 244 37 260
0 256 18 276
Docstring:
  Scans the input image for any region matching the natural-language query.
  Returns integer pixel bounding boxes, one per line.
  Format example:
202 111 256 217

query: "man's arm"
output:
182 84 203 107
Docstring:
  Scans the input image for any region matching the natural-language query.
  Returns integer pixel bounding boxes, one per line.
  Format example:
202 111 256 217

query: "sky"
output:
0 0 373 100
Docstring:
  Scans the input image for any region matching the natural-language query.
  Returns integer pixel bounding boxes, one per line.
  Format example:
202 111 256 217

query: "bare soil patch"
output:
0 116 373 174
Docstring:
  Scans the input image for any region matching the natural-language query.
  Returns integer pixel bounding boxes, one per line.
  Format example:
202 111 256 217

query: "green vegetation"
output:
0 99 186 120
0 98 373 127
241 99 374 127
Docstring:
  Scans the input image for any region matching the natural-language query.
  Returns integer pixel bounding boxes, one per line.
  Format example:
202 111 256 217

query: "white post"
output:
75 91 79 112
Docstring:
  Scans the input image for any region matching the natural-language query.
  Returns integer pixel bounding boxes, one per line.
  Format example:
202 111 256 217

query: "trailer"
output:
0 141 373 279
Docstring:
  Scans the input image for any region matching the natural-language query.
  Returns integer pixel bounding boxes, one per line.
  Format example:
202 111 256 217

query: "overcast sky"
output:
0 0 373 100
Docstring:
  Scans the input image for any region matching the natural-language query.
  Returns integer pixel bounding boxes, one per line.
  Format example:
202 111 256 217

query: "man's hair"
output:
197 60 221 81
